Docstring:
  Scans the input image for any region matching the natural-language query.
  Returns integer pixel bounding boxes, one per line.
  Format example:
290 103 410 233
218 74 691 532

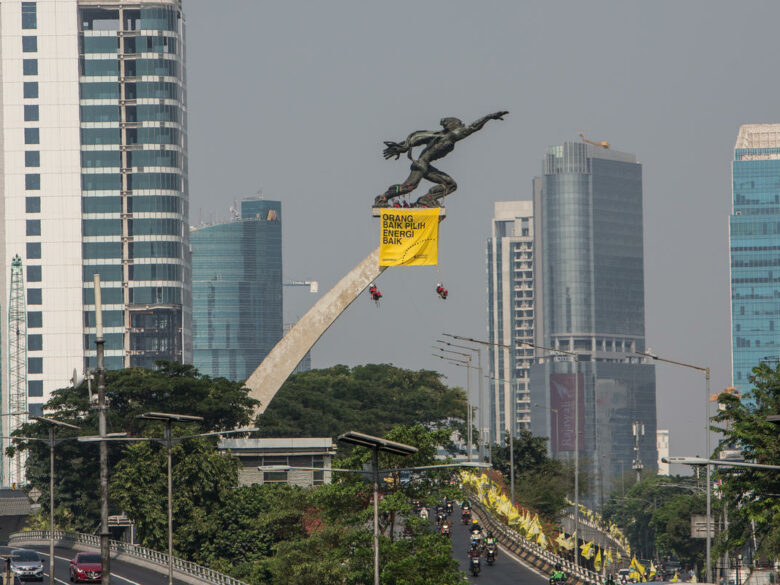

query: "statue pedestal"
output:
371 207 446 218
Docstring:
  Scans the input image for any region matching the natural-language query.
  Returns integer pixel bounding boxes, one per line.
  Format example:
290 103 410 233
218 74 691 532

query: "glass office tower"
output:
191 199 283 381
529 142 657 501
79 1 191 371
730 124 780 393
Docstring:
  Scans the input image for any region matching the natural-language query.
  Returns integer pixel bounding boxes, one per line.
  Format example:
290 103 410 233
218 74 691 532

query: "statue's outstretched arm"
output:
462 111 509 138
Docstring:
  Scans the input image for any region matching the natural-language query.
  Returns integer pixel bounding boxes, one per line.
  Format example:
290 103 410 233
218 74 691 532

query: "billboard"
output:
549 373 585 452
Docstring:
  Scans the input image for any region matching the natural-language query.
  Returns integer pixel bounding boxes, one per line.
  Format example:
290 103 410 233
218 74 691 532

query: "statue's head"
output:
440 117 464 131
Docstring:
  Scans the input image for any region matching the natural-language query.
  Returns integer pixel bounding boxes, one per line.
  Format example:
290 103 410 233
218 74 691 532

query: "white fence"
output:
8 531 252 585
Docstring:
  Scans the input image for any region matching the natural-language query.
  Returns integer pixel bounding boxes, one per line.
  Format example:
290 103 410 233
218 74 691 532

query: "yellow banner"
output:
379 209 439 266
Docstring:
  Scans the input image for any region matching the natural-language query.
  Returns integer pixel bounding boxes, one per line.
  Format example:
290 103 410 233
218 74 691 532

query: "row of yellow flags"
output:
567 499 632 557
460 471 645 575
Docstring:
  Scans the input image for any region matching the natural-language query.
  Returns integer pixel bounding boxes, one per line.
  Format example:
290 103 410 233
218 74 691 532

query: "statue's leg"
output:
415 167 456 207
376 166 424 207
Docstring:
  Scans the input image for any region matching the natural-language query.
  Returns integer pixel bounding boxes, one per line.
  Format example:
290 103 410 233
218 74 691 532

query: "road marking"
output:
497 542 550 581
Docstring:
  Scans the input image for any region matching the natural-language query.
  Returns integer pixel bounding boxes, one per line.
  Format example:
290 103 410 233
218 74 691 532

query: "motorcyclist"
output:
551 562 568 585
485 530 496 547
461 499 471 510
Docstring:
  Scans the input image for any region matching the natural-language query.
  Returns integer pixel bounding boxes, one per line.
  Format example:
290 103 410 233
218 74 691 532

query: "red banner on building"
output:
549 373 584 452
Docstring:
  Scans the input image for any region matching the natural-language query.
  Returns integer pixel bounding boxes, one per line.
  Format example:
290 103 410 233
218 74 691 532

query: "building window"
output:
22 36 37 52
23 59 38 75
28 311 42 328
26 219 40 236
29 404 43 417
28 380 44 397
27 242 41 259
25 174 40 190
26 197 40 213
27 288 42 305
22 2 37 29
25 128 39 144
24 105 39 121
263 470 288 483
27 265 42 282
28 334 42 351
28 357 43 374
23 81 38 99
25 151 40 168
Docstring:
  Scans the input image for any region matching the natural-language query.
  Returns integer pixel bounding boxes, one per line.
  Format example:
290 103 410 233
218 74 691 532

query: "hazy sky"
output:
184 1 777 473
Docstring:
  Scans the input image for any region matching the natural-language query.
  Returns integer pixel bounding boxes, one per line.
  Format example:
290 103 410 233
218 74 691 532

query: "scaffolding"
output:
8 255 28 486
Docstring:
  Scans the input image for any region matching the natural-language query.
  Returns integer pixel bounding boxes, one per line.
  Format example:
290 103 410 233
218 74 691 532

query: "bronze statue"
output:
375 111 509 208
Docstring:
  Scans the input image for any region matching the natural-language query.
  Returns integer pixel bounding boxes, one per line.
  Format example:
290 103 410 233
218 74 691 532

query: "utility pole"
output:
94 274 111 585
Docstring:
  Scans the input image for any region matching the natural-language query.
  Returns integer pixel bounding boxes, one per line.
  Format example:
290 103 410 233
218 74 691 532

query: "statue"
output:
375 111 509 208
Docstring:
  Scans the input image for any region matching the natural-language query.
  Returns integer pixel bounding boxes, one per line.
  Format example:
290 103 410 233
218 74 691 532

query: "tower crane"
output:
577 132 610 149
284 281 319 293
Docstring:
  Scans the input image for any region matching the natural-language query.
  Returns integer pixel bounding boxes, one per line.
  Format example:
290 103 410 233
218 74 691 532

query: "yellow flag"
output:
671 572 678 583
605 549 613 567
379 209 440 266
594 548 602 571
649 562 657 578
580 541 595 560
691 574 698 584
537 531 548 550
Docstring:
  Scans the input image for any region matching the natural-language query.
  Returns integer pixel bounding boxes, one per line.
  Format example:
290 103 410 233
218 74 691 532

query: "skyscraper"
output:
191 198 283 381
487 200 535 440
729 124 780 393
528 141 657 498
0 0 190 422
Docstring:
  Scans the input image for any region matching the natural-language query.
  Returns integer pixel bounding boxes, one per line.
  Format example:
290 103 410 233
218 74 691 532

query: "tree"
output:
713 362 780 559
7 362 257 532
490 430 586 521
255 364 467 441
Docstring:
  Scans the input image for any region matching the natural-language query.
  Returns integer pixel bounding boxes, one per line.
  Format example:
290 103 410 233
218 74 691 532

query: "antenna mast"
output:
8 254 28 486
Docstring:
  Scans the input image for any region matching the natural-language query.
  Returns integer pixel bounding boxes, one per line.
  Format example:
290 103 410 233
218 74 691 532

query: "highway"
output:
0 545 187 585
448 509 549 584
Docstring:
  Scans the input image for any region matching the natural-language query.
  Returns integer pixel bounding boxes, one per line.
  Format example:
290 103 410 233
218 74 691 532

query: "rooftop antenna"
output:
229 199 239 220
256 187 264 200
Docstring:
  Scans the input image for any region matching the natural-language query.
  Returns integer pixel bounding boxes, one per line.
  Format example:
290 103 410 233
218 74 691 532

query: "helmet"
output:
556 563 562 571
472 519 478 524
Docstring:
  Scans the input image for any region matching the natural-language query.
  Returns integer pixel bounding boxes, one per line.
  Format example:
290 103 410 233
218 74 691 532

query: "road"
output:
0 545 187 585
447 509 549 584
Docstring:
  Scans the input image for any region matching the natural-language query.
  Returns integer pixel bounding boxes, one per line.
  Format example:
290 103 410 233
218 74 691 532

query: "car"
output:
9 549 44 582
69 552 102 583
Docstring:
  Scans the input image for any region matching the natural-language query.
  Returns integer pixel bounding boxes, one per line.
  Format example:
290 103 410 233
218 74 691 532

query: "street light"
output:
337 431 417 585
447 334 583 569
637 350 713 583
81 416 258 585
431 352 475 461
32 417 80 585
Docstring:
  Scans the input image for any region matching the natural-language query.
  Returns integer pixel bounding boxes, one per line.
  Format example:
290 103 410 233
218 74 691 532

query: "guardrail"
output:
8 530 251 585
469 498 603 585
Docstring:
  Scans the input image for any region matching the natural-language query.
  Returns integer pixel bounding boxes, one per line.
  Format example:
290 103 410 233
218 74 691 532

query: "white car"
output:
10 549 44 582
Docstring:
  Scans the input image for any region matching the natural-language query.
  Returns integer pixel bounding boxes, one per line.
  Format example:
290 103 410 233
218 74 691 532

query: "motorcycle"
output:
470 557 481 577
462 510 471 524
485 545 496 566
440 523 450 537
445 501 453 515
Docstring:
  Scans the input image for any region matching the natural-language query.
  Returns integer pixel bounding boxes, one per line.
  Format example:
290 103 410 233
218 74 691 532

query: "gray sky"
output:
185 1 774 473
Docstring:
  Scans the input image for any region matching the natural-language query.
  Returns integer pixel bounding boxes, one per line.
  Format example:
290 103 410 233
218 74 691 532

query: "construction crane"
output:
578 132 610 149
8 254 28 487
284 281 319 293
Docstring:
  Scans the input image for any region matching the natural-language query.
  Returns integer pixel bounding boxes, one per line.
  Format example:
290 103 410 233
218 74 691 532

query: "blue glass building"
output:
79 1 191 370
191 199 283 381
528 142 657 501
730 125 780 393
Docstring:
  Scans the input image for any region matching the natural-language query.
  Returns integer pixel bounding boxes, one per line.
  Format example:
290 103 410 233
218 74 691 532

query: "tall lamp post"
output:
337 431 417 585
432 348 474 461
636 351 712 583
81 415 257 585
445 333 582 569
32 417 80 585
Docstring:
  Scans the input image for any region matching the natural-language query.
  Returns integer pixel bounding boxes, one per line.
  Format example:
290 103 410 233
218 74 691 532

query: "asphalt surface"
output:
1 545 188 585
446 508 549 584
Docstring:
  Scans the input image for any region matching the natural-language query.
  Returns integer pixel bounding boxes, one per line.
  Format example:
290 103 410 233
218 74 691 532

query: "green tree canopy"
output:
255 364 467 440
8 362 257 532
713 362 780 560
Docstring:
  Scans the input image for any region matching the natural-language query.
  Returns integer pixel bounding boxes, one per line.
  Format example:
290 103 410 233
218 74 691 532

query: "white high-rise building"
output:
487 200 535 441
0 0 190 484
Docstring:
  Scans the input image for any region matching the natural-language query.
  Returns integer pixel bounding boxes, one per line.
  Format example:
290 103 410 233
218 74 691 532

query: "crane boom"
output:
577 132 610 149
